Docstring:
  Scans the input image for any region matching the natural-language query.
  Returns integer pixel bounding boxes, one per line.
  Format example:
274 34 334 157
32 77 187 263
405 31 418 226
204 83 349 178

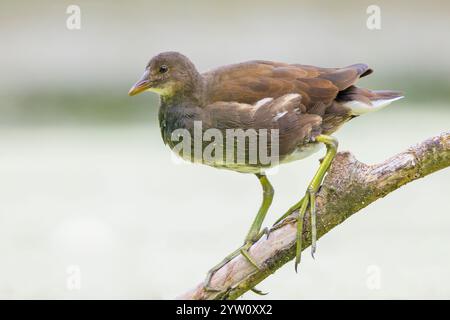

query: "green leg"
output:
275 135 338 272
204 173 274 292
244 173 274 243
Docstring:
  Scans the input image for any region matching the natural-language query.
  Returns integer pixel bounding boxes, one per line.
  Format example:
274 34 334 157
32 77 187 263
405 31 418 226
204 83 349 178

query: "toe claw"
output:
261 227 270 240
251 287 269 295
204 285 221 293
311 241 317 259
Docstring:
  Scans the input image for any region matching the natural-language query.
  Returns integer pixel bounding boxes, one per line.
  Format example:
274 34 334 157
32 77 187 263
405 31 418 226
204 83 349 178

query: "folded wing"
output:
203 60 372 115
201 93 322 161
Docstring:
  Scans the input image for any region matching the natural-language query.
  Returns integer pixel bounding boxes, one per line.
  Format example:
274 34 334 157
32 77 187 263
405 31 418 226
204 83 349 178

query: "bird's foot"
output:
293 187 317 272
272 197 305 227
272 188 317 273
203 228 269 293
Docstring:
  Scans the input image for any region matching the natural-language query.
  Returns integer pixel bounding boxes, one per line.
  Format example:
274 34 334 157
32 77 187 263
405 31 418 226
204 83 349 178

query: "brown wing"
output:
203 60 372 115
201 94 322 159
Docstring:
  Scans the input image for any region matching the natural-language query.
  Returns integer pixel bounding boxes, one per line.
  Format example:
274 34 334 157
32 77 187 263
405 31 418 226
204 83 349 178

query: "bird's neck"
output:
157 71 205 145
160 74 206 107
159 91 201 107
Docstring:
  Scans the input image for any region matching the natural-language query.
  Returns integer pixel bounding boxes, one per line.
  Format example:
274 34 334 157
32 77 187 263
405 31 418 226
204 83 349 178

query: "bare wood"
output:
178 131 450 300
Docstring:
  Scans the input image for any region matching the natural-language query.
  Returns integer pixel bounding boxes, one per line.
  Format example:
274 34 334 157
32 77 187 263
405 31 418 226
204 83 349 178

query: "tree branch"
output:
178 131 450 300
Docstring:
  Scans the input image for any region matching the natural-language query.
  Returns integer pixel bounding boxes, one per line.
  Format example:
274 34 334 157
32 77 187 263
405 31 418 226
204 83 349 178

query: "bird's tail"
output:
337 86 404 115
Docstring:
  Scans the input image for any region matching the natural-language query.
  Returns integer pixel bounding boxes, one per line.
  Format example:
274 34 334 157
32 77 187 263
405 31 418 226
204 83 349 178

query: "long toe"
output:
240 245 261 270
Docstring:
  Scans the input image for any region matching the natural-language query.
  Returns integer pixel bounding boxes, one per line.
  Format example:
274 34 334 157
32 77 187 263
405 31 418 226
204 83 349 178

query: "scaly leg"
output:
204 173 274 291
275 135 338 272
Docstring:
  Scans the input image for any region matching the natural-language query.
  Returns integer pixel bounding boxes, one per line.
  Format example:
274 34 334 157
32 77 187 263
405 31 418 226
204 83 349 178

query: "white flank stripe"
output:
254 97 273 108
282 93 301 103
273 110 288 121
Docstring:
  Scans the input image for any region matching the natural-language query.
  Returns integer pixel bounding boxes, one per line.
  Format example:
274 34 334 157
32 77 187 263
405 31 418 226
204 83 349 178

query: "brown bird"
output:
129 51 403 291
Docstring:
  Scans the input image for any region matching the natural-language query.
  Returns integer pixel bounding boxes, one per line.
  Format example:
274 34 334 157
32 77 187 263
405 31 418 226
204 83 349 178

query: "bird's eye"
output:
159 65 168 74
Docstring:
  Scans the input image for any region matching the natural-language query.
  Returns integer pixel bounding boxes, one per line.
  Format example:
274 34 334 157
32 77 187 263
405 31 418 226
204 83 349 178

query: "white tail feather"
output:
343 96 404 115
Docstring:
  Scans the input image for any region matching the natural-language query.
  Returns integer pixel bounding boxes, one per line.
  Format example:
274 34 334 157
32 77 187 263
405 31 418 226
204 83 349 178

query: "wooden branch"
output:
178 131 450 300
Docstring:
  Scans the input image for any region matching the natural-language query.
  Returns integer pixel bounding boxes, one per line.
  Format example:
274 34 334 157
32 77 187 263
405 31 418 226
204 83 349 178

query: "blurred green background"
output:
0 0 449 299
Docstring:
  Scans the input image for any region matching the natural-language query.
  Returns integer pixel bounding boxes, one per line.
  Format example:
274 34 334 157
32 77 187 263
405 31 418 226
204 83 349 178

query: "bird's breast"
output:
158 103 201 146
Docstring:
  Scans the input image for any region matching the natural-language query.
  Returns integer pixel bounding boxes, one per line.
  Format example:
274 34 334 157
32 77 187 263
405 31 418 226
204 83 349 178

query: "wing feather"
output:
203 61 372 116
201 94 322 159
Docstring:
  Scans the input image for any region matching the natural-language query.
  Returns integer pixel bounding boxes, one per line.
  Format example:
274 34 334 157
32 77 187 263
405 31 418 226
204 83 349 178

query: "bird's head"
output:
128 51 202 99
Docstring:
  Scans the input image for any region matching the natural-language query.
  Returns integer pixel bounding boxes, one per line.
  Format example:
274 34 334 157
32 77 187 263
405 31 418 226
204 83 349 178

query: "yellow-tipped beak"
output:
128 70 151 96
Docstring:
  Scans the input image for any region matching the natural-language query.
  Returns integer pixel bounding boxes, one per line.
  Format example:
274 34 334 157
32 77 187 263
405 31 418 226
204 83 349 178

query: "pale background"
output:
0 0 449 299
